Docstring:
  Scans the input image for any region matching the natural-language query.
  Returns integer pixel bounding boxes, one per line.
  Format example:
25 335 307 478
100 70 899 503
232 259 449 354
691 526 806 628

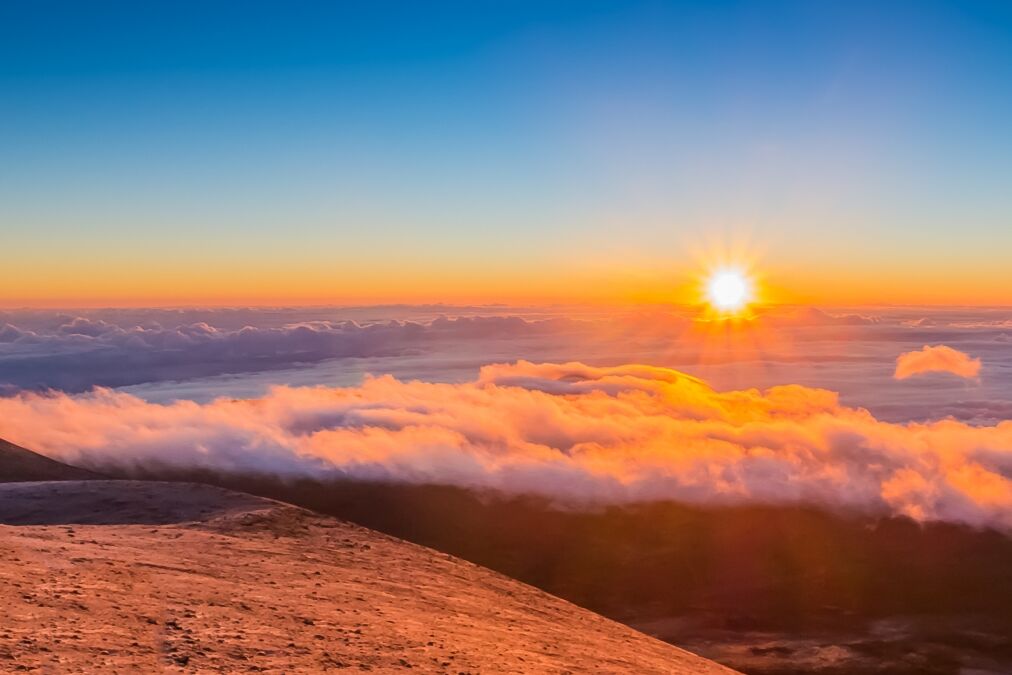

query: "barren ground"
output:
0 481 736 674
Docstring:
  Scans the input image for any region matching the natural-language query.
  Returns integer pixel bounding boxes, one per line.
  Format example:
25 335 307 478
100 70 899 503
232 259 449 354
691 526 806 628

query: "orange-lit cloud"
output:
1 361 1009 530
894 345 982 380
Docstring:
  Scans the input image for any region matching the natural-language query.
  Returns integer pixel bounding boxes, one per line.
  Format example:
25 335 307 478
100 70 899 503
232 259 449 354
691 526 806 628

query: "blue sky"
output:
2 1 1011 304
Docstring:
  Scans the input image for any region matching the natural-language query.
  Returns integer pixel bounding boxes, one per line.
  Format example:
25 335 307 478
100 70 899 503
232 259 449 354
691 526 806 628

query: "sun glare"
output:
706 268 751 313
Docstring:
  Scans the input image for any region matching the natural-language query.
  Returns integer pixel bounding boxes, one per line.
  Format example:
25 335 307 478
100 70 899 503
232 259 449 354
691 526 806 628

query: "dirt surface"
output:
0 481 737 674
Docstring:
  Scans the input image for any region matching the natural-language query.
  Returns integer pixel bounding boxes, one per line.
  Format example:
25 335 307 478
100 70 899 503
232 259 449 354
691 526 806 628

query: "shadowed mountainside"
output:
0 438 101 482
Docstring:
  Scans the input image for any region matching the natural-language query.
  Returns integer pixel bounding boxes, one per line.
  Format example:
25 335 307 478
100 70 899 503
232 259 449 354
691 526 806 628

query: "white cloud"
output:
2 361 1009 530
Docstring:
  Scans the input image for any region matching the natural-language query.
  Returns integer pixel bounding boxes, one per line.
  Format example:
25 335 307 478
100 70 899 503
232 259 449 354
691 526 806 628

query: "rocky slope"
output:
0 480 737 673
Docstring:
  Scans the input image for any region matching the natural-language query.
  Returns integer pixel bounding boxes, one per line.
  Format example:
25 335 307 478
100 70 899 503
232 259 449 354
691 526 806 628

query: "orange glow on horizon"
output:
3 242 1012 308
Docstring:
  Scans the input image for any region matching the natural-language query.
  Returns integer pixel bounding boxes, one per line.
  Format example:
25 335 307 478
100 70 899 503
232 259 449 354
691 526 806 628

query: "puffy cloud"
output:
894 345 982 380
1 361 1009 530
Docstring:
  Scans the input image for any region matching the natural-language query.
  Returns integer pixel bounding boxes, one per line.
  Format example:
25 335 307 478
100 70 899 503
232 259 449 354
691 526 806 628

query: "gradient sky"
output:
2 0 1012 306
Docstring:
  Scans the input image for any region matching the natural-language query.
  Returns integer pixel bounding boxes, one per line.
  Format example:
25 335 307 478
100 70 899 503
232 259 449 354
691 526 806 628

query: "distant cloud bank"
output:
1 361 1010 531
894 345 982 380
1 305 1011 425
0 310 576 392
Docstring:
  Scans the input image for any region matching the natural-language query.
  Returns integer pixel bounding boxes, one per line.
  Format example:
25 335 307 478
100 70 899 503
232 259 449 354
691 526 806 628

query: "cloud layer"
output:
0 312 574 392
1 361 1009 530
894 345 982 380
2 305 1010 425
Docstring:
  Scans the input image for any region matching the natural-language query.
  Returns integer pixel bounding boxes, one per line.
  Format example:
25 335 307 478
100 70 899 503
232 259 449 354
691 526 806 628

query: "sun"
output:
688 235 764 318
706 268 752 313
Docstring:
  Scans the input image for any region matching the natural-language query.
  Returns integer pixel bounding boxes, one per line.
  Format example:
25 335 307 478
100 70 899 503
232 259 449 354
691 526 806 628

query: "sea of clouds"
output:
1 304 1010 528
2 304 1010 421
2 360 1010 530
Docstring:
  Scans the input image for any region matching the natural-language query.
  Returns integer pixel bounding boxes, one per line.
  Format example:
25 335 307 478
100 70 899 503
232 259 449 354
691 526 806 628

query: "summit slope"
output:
0 480 737 674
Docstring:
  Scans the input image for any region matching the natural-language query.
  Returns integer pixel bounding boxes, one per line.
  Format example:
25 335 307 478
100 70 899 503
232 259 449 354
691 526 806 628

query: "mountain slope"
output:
0 480 737 674
0 437 100 481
